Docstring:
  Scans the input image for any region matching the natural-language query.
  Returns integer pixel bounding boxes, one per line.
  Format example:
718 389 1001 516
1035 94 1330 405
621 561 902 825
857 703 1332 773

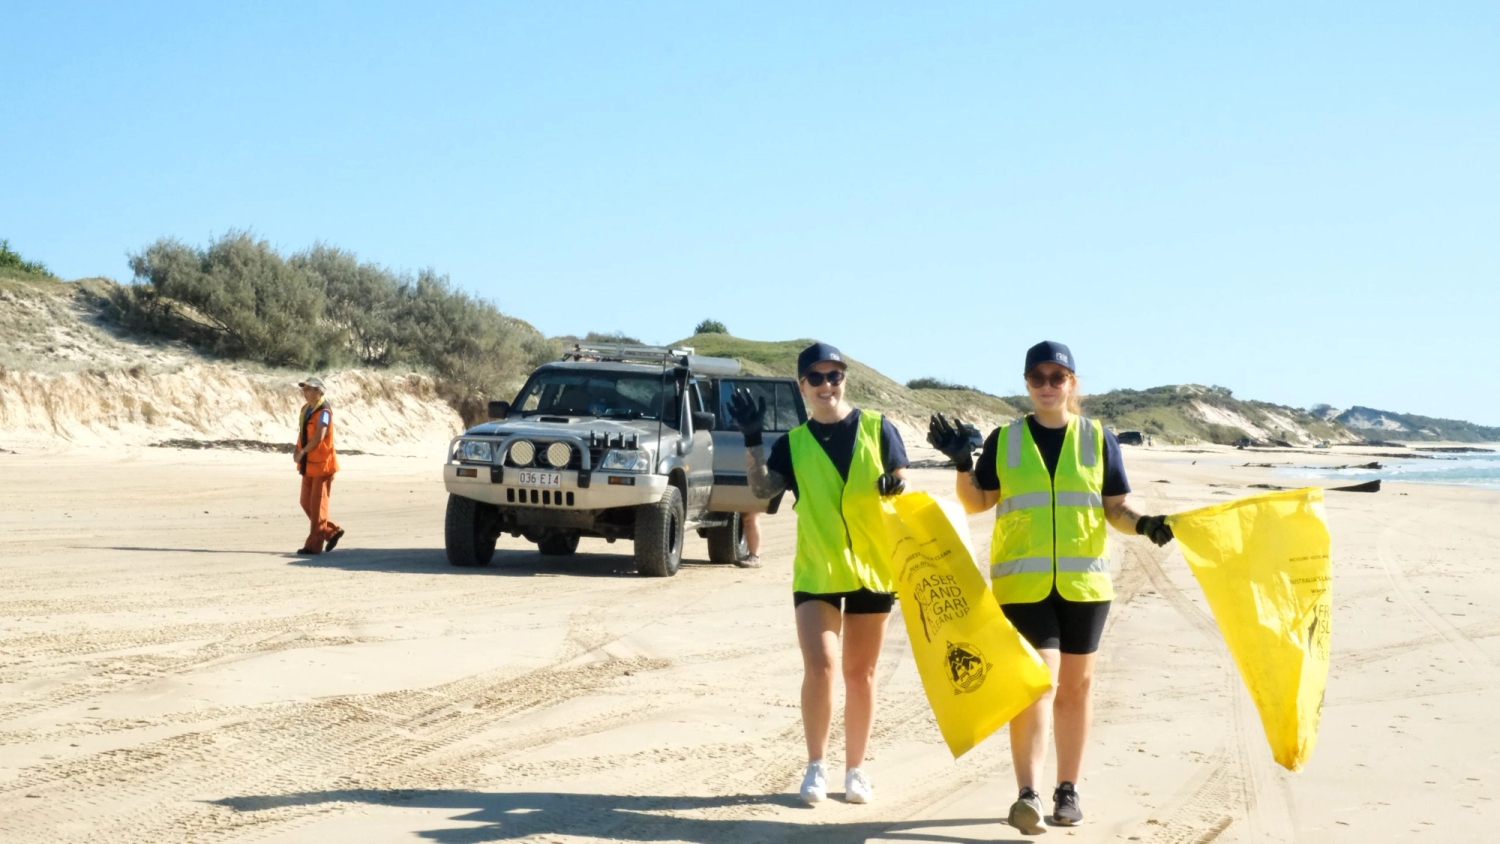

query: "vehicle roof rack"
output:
561 343 741 376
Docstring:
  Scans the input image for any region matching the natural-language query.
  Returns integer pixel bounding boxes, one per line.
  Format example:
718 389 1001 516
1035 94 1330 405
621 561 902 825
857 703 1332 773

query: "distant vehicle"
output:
1313 440 1331 449
1116 431 1144 446
960 420 985 453
441 343 806 576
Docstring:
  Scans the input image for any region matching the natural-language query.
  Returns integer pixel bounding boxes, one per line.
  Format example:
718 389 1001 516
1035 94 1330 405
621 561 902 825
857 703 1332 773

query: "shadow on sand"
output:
211 788 1017 843
287 547 732 579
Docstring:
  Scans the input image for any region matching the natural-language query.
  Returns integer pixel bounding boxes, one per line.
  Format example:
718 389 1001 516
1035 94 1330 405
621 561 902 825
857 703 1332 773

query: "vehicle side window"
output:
719 380 800 433
661 380 681 429
774 382 799 431
688 381 705 414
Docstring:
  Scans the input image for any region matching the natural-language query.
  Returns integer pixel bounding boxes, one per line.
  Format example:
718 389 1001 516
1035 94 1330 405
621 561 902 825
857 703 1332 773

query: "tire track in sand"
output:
0 570 720 843
1128 484 1297 844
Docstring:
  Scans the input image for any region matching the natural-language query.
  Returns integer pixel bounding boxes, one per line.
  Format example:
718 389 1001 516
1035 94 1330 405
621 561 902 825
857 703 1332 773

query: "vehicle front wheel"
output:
634 486 685 577
537 530 580 556
704 512 747 565
445 494 499 567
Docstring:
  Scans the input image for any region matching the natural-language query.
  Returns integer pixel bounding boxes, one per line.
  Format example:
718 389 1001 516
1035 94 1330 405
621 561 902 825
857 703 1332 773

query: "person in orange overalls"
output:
294 376 344 555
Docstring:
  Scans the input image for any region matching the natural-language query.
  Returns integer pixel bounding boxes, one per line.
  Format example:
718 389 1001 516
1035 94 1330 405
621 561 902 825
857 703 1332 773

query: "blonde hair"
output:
1066 374 1083 416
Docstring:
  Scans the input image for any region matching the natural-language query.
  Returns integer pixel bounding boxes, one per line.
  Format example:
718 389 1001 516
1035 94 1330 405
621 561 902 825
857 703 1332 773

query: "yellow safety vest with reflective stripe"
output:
789 410 895 595
990 415 1113 604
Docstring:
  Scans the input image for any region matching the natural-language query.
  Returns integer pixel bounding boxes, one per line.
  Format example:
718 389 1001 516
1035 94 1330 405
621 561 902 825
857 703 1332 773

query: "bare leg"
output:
1054 651 1098 784
743 512 761 556
840 611 890 768
1009 648 1061 790
796 600 842 761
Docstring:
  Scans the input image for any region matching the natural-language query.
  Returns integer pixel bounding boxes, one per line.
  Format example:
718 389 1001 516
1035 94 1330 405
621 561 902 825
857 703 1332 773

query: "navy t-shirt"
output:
766 409 909 498
974 416 1130 496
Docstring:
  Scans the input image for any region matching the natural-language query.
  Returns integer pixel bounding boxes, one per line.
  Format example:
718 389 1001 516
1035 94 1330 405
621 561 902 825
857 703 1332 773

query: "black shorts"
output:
1001 586 1111 655
793 588 896 615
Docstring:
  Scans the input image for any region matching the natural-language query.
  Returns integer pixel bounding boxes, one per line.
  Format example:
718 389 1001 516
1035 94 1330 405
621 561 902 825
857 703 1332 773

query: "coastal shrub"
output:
124 233 338 367
0 239 53 278
113 232 555 417
694 319 729 335
583 331 642 345
1202 422 1251 445
907 377 977 392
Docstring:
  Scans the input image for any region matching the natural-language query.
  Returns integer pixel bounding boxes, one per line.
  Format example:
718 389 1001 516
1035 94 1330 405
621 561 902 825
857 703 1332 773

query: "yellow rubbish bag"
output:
882 492 1052 758
1168 487 1332 771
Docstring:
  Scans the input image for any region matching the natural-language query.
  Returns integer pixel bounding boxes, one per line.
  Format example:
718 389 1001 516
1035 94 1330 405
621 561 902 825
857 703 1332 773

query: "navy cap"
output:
797 342 846 377
1024 341 1075 373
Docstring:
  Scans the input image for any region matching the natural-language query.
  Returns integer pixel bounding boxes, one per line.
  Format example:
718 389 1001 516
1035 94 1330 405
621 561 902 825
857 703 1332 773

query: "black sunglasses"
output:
802 369 846 387
1025 370 1072 389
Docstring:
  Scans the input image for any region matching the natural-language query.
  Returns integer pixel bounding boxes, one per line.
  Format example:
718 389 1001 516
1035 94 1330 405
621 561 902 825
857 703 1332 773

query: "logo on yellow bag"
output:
914 571 970 642
945 640 991 694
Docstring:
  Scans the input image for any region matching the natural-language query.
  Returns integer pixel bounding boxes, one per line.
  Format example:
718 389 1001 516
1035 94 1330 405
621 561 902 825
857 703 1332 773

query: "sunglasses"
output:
802 369 846 387
1025 370 1072 389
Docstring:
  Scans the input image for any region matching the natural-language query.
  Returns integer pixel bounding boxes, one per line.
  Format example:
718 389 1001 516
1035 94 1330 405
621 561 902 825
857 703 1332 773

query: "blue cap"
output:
797 342 846 377
1024 341 1075 373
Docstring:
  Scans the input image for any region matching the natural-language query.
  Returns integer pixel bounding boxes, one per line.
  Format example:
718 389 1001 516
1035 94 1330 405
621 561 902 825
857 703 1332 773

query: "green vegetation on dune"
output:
105 232 556 423
0 239 55 281
1004 385 1357 444
674 333 1021 427
1334 406 1500 443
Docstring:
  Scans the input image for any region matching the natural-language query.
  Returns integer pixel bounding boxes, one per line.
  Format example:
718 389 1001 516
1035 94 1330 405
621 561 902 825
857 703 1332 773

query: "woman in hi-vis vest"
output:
927 341 1174 834
729 342 909 807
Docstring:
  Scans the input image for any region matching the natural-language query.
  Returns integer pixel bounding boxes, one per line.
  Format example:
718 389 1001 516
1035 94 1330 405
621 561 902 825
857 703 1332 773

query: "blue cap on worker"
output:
1024 341 1075 374
797 342 846 378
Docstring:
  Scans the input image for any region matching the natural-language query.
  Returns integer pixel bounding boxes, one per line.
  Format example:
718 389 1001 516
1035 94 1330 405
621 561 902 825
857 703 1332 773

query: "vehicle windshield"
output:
513 370 672 422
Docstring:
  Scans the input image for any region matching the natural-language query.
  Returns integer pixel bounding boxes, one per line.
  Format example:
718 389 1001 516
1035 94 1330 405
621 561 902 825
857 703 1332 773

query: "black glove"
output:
926 413 974 473
876 473 906 497
1136 515 1174 547
726 388 766 447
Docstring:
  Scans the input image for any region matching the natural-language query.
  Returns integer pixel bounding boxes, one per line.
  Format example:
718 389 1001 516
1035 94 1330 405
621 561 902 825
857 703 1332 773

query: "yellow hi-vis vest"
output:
789 410 895 595
990 415 1113 604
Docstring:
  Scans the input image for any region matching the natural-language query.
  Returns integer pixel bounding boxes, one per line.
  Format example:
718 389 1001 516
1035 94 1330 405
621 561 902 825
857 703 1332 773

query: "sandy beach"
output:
1 442 1495 843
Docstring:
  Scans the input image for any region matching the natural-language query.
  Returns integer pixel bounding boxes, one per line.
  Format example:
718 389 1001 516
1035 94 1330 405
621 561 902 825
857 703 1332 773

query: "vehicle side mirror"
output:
691 411 716 432
487 400 511 420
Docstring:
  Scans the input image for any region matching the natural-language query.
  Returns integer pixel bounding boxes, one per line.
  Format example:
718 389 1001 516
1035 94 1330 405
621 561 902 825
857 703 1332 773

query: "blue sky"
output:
3 2 1496 424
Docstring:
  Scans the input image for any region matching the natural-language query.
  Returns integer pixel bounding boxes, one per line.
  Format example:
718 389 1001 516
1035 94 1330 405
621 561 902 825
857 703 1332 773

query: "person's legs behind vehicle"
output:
737 511 762 568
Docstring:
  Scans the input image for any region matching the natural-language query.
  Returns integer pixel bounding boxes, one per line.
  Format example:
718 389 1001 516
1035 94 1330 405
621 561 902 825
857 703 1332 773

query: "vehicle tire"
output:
705 512 747 565
445 494 499 567
537 530 580 556
634 485 685 577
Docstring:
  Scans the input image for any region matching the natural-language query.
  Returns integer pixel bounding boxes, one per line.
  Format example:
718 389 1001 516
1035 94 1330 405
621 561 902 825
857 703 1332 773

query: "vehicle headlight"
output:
544 441 571 468
599 448 652 473
508 440 536 466
457 440 493 463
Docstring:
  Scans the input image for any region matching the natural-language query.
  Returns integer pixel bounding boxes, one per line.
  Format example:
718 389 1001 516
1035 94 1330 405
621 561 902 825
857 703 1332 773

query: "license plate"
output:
516 470 562 488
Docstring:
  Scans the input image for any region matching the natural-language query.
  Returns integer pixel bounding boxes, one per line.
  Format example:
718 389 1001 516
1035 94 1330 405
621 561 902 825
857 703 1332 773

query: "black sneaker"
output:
325 529 345 552
1052 781 1082 826
1007 787 1045 835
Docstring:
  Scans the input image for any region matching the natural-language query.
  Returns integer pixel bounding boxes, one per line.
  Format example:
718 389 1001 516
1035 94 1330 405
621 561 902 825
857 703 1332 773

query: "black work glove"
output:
876 472 906 497
926 413 974 473
1136 515 1175 547
726 388 766 448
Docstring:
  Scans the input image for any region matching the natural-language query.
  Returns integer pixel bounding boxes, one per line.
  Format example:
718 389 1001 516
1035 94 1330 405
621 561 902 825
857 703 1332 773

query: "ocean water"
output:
1286 451 1500 489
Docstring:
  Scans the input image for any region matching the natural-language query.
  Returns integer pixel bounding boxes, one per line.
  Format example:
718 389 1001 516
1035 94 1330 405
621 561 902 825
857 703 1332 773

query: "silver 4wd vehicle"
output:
442 343 806 576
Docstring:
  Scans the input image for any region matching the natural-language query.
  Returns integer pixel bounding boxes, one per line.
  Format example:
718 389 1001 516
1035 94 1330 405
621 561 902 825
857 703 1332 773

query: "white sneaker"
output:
799 760 828 804
845 767 874 804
